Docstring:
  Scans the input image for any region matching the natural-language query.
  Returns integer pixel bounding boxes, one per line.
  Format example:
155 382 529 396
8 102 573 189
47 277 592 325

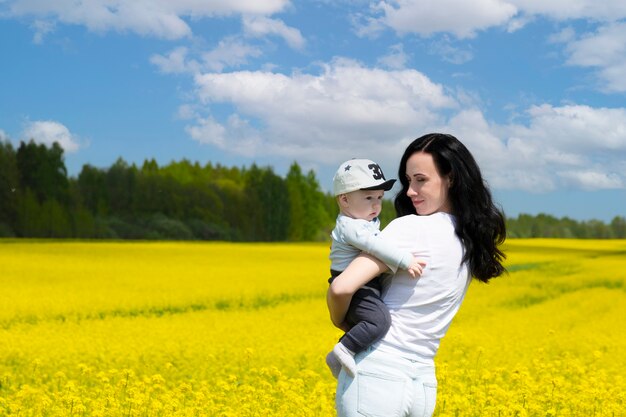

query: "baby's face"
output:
343 189 384 221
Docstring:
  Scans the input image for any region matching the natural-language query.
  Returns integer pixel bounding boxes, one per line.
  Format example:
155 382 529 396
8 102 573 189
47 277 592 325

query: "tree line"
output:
1 140 624 240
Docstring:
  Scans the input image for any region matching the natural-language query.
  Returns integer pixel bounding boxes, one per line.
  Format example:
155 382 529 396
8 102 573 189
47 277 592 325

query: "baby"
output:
326 158 424 378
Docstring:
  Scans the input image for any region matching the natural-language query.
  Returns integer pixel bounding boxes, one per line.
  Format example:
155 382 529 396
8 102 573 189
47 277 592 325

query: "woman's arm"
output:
326 253 389 329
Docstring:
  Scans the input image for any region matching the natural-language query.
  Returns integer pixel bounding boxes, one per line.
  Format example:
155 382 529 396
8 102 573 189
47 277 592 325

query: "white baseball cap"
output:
332 159 396 196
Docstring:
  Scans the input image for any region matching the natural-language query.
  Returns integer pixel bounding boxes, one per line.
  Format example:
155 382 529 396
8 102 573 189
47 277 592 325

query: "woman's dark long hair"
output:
394 133 506 282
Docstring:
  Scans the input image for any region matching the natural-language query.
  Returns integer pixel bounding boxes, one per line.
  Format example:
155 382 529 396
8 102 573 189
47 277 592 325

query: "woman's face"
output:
405 152 452 215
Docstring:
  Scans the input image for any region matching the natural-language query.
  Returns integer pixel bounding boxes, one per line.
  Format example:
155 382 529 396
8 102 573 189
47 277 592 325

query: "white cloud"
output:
21 120 81 153
8 0 190 40
565 23 626 67
523 104 626 151
185 115 227 147
187 59 456 163
242 15 305 50
0 129 9 142
509 0 626 21
30 19 55 43
5 0 290 40
351 2 626 96
186 114 263 157
184 59 626 192
377 43 409 69
201 37 263 72
176 104 198 120
351 10 387 38
441 109 561 191
460 104 626 192
369 0 518 38
428 37 473 64
150 46 199 74
558 170 624 190
151 38 263 74
506 14 534 32
563 21 626 93
548 26 576 44
445 109 508 162
358 1 626 41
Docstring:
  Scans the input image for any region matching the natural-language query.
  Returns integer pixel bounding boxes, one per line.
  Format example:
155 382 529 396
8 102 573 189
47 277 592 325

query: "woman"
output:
327 133 506 417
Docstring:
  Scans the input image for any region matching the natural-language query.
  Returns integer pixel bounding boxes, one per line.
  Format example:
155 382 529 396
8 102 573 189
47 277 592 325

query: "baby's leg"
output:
328 288 390 378
342 288 391 353
325 349 342 378
330 342 357 377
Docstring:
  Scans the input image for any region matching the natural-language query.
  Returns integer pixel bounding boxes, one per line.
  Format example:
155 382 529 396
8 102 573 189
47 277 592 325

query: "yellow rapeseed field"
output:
0 239 625 416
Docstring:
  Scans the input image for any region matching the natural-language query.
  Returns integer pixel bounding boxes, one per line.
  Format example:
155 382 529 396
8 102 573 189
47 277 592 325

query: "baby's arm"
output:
327 253 387 329
406 256 427 278
341 220 426 275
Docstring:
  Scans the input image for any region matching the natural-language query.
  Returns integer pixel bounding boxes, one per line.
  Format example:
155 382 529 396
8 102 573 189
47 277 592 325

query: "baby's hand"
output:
407 257 427 278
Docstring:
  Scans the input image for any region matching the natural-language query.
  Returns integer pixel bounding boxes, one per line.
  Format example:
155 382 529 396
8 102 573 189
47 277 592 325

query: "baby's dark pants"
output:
329 270 392 354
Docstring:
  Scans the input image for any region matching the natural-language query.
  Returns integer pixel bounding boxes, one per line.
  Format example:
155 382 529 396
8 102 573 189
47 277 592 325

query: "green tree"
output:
72 206 97 238
77 164 109 216
302 169 332 241
134 172 179 217
610 216 626 238
0 141 19 235
286 162 336 241
584 219 611 238
41 198 72 237
286 162 307 241
213 177 245 240
243 165 290 241
106 158 137 215
18 189 44 237
14 141 72 237
160 159 204 184
16 140 69 205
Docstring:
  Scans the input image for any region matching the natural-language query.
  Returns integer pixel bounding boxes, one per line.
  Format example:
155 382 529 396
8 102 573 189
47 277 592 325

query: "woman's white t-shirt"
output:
376 212 471 363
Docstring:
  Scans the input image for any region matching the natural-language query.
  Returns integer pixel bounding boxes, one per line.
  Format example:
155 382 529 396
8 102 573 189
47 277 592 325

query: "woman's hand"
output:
327 253 388 328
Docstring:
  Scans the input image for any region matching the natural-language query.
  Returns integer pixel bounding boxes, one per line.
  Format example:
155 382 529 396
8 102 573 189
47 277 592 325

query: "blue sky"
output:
1 0 625 222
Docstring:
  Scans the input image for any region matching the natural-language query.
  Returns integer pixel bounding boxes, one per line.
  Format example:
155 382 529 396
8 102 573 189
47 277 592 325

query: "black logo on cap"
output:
368 163 385 180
